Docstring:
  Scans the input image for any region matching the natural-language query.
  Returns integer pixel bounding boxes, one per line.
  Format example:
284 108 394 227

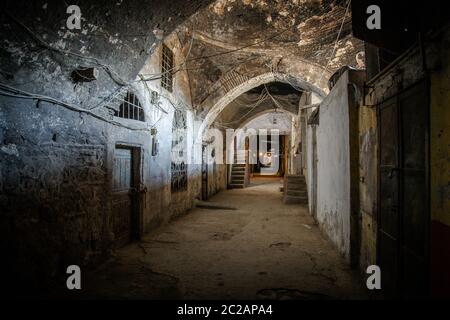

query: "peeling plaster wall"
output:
314 70 363 263
316 71 352 262
0 0 212 110
0 98 111 292
137 35 202 222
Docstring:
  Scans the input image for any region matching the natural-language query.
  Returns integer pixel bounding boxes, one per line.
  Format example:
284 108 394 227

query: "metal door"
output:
378 80 429 298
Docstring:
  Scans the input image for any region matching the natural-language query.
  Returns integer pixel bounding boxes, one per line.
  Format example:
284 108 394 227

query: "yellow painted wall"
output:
358 105 378 269
430 28 450 227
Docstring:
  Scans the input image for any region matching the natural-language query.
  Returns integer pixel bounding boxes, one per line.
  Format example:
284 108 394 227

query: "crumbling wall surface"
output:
138 35 201 223
0 97 111 294
316 71 352 262
187 0 364 109
0 0 212 108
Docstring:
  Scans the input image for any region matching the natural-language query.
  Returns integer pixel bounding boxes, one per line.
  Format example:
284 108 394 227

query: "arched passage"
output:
237 108 296 130
196 71 326 145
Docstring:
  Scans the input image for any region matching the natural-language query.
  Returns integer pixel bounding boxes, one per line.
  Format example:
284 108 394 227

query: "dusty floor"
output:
82 177 367 300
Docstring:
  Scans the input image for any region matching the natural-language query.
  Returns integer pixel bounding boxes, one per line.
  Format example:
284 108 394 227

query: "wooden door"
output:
112 147 140 247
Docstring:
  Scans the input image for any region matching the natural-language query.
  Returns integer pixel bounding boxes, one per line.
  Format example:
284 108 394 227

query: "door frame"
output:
112 143 143 243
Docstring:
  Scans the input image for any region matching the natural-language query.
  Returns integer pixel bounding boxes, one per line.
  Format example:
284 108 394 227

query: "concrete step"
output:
284 195 309 205
286 177 306 183
287 181 306 187
287 190 308 197
286 179 306 184
286 184 307 191
284 175 308 204
229 184 245 189
285 174 305 179
287 180 306 185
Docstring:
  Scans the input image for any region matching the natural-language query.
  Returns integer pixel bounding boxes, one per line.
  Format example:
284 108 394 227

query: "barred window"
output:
114 92 145 122
171 110 187 193
161 44 174 92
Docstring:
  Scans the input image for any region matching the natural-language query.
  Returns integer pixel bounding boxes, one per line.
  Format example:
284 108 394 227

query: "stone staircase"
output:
283 175 308 205
229 163 246 189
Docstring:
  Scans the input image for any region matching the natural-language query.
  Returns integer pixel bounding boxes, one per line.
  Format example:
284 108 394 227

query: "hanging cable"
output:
318 0 352 84
0 82 151 132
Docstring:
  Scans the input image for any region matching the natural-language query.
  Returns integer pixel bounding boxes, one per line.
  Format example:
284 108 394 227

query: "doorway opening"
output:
202 145 209 200
249 134 288 180
112 145 142 248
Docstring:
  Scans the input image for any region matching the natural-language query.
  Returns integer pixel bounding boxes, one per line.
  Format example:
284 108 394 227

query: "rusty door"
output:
378 80 429 298
112 147 140 247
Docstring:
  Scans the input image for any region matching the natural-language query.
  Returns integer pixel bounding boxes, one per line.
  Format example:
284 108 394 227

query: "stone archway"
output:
195 71 327 145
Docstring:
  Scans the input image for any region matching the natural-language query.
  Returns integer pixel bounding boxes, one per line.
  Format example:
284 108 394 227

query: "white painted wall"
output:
315 71 351 262
236 111 293 151
306 123 315 216
243 112 292 134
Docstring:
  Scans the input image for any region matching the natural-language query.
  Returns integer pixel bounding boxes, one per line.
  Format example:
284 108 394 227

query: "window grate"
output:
113 91 145 122
171 110 187 193
161 44 174 92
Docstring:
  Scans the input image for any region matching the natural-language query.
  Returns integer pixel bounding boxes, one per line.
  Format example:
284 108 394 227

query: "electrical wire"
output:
5 12 132 87
5 0 348 87
0 82 150 132
231 88 269 108
318 0 352 84
1 0 349 131
138 0 345 81
264 84 287 111
219 87 270 126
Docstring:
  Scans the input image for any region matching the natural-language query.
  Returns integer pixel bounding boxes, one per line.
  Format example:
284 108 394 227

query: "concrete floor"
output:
83 177 367 300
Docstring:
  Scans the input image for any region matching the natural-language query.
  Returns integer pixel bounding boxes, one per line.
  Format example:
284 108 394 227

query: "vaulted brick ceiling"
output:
175 0 364 127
